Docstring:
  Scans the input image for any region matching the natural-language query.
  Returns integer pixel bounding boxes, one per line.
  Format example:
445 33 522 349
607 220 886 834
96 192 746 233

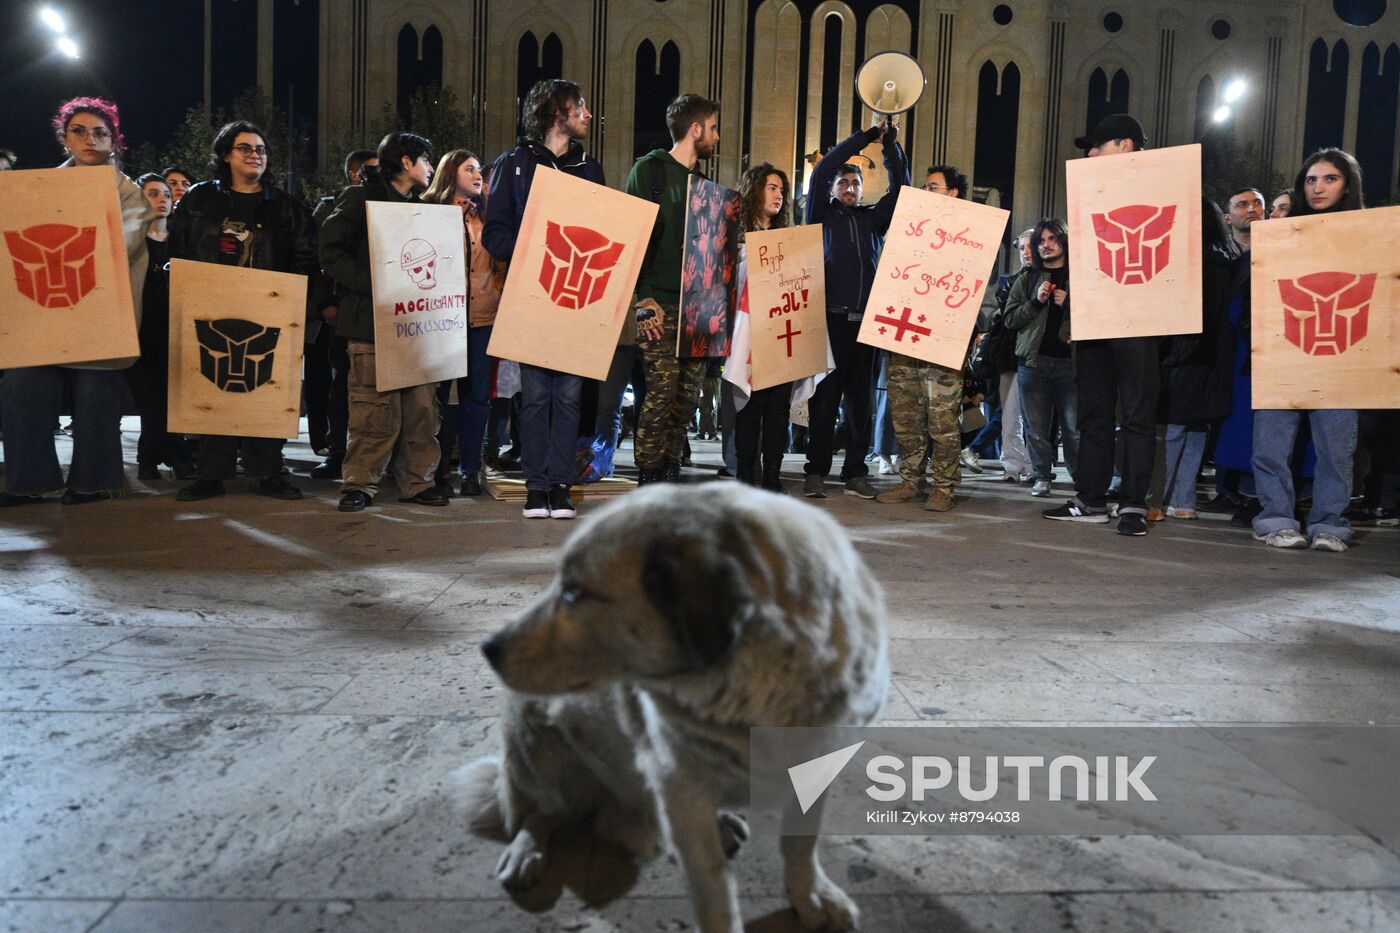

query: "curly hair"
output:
737 163 790 235
52 96 124 152
520 79 582 144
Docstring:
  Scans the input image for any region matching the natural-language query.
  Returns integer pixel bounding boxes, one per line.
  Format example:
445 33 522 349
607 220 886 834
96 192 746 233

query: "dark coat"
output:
1158 243 1238 425
482 140 605 265
169 179 320 284
317 175 417 343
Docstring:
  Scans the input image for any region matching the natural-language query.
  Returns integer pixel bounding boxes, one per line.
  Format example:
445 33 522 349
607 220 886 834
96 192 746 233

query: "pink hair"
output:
52 96 125 151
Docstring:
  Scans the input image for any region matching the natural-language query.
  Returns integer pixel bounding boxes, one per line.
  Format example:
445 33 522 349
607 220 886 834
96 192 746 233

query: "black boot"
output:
636 468 661 486
761 463 785 494
662 462 682 483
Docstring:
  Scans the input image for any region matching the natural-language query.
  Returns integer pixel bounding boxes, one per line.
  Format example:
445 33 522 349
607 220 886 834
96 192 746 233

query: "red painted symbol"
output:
540 221 625 309
4 223 98 308
400 238 438 290
1278 271 1377 356
776 319 802 357
1090 204 1176 286
873 305 932 344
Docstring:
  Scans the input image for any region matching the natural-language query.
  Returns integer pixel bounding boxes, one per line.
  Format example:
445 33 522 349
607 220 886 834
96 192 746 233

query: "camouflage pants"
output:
888 354 964 493
635 300 706 469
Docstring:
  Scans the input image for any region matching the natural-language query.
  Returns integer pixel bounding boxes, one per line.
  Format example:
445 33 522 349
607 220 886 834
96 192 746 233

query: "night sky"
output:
0 1 206 168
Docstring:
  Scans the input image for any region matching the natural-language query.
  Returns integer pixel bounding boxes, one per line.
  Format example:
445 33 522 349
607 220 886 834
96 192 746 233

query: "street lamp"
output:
39 6 65 33
1211 105 1232 124
1222 78 1247 104
56 35 79 59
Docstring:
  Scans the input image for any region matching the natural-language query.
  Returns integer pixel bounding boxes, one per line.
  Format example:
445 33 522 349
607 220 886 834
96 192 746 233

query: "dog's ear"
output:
642 525 754 673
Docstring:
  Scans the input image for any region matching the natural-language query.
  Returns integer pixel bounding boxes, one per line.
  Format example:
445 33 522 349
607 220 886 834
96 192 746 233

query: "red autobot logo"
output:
539 221 625 309
1278 271 1377 356
1091 204 1177 286
4 223 99 308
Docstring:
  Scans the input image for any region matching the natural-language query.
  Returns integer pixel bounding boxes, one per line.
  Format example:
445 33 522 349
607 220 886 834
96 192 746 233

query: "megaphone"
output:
856 51 926 115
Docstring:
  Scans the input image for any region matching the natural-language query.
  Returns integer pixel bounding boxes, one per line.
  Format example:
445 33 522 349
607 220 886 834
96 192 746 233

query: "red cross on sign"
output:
776 319 802 357
873 305 932 343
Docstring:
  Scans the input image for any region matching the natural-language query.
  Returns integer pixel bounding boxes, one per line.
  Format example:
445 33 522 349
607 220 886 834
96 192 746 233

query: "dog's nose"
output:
481 635 504 671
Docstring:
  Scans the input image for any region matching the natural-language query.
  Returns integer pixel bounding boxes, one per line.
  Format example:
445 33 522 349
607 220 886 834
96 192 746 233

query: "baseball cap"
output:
1074 113 1147 151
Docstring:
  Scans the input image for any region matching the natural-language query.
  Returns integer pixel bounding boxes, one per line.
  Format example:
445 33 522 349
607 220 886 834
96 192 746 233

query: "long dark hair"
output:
1290 148 1365 216
1202 198 1236 258
422 149 483 209
737 163 790 234
1028 218 1068 273
520 79 581 144
210 120 268 185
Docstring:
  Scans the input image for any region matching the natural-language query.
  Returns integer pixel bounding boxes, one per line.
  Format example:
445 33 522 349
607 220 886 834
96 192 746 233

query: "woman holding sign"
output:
1 97 152 507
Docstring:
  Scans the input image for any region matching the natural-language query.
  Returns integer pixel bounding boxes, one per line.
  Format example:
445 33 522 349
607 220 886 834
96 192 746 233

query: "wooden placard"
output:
1066 143 1203 340
367 201 469 392
678 176 741 359
858 186 1009 368
745 225 829 390
488 170 658 380
0 165 138 368
167 259 307 439
1250 206 1400 409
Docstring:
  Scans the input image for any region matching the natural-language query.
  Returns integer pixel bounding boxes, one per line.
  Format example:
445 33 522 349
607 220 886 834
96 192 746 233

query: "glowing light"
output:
1212 105 1232 124
1223 79 1247 103
40 7 66 32
56 35 79 58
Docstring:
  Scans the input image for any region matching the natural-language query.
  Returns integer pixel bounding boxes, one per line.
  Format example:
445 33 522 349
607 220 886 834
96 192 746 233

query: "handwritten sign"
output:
1066 144 1203 339
1251 206 1400 409
744 225 828 390
858 186 1009 368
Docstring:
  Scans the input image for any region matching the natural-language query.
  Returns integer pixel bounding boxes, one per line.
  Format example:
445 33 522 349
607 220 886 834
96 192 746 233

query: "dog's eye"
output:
560 583 584 604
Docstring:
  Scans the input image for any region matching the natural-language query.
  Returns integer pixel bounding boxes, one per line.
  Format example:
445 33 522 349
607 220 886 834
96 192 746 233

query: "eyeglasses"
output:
923 183 952 192
67 125 112 141
233 144 268 157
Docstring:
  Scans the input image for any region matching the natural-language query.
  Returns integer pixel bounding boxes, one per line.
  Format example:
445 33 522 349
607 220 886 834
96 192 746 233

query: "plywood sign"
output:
489 169 658 380
367 201 469 392
858 186 1009 369
1066 143 1203 340
744 225 829 390
1250 206 1400 409
167 259 307 439
0 165 138 368
679 176 741 359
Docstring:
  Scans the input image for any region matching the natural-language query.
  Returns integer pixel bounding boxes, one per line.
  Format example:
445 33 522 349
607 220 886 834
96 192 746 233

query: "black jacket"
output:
318 174 418 343
483 140 605 264
1158 244 1239 425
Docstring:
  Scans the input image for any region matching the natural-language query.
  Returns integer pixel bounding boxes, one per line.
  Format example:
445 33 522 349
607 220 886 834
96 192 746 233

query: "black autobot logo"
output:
194 318 281 392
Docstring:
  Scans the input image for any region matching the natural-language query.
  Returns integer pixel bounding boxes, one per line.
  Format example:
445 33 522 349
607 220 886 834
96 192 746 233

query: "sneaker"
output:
959 448 984 473
1252 528 1308 549
924 488 955 512
1349 504 1400 526
399 487 450 506
61 489 112 505
803 474 827 498
1230 499 1263 528
1309 532 1347 552
522 490 550 519
310 458 343 480
1198 494 1238 514
176 479 225 502
877 456 897 475
1166 507 1198 520
1116 512 1148 536
1030 479 1052 497
548 485 576 519
876 481 920 504
844 476 878 499
1043 499 1109 523
256 476 304 500
459 474 483 496
338 490 372 512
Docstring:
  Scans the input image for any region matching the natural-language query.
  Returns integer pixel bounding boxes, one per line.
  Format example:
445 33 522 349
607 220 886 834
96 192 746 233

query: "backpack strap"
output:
649 157 666 203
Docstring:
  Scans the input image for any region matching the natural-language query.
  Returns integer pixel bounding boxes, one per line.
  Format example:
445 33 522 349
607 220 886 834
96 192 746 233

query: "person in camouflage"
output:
634 297 707 470
875 165 973 512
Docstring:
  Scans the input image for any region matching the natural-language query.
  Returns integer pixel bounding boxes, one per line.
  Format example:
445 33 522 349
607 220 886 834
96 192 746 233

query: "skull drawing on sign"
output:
1090 204 1177 286
539 221 625 309
194 318 282 392
4 224 99 308
400 238 438 290
1278 271 1377 356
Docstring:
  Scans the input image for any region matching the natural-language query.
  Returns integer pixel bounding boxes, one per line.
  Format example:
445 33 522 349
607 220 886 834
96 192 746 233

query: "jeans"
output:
998 371 1032 475
454 325 494 475
1 366 125 495
806 311 875 480
1252 408 1357 541
1074 337 1159 513
1163 424 1208 510
520 363 582 490
1016 356 1078 483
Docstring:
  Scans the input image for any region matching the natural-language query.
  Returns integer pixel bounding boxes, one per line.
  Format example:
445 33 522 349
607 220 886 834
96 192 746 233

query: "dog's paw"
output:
717 811 750 860
790 877 860 931
495 835 545 891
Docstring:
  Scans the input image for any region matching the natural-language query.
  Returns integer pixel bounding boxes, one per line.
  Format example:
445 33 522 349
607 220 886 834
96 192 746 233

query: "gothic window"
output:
1086 67 1130 136
1356 42 1399 202
516 32 565 138
634 40 682 158
397 24 444 124
1303 38 1350 155
973 61 1020 213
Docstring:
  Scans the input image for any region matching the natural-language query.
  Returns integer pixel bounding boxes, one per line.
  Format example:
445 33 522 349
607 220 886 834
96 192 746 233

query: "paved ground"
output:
3 423 1399 932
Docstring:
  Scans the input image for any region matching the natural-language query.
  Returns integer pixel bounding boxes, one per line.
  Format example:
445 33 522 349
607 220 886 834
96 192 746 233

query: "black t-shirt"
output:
1037 266 1071 359
140 236 171 346
218 191 261 266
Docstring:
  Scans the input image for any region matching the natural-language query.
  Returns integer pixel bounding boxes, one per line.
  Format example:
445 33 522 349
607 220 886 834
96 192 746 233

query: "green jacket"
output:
1003 266 1071 368
318 177 416 343
624 149 702 304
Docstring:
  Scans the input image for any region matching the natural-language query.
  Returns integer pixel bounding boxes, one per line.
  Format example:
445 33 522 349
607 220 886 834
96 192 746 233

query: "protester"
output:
484 79 604 519
1268 190 1292 219
161 166 195 204
1 98 152 507
1225 187 1264 255
168 120 321 502
876 165 971 512
1005 218 1079 497
992 229 1035 484
423 149 502 497
802 118 908 499
1251 148 1366 551
625 94 720 487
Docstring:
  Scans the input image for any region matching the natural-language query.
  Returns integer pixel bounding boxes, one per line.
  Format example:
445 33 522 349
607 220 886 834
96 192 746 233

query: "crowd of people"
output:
1 90 1395 552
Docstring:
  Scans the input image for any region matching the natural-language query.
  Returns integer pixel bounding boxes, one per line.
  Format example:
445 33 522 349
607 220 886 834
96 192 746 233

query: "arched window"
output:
973 61 1021 211
516 32 565 138
397 24 445 124
634 40 682 158
819 14 844 145
1357 42 1399 202
1086 67 1131 136
1303 38 1350 156
1193 75 1216 139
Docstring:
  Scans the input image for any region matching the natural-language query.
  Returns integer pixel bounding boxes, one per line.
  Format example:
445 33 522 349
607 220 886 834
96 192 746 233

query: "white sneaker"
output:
1309 532 1347 552
959 448 984 473
878 456 897 475
1030 480 1051 497
1253 529 1308 549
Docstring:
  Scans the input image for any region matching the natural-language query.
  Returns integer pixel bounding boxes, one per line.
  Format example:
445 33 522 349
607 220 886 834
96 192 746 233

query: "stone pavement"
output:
2 424 1399 932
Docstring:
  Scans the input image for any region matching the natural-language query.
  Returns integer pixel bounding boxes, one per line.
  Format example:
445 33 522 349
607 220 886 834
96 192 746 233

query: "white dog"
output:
464 483 889 932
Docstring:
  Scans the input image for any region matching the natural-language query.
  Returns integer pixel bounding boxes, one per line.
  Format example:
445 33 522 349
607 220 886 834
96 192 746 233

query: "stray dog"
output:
464 483 889 932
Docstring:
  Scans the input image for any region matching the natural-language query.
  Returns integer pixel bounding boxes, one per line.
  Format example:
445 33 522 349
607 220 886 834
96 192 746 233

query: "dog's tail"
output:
460 755 508 841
